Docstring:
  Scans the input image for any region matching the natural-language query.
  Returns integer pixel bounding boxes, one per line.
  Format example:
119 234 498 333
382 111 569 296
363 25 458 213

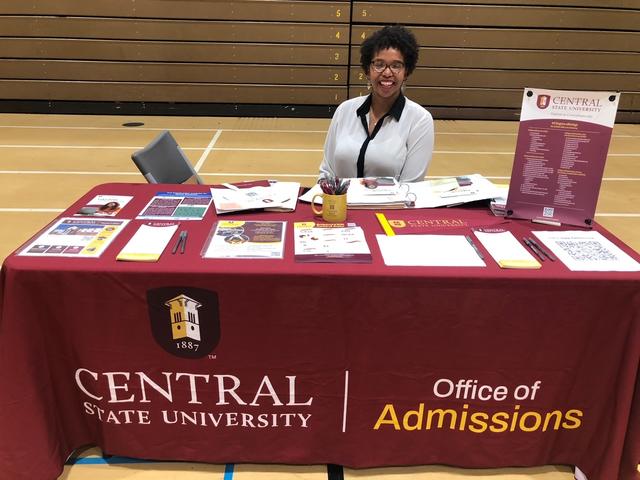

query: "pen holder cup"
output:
311 193 347 223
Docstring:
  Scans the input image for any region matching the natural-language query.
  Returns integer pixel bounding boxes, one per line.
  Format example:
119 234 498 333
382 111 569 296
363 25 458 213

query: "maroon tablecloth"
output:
1 183 639 480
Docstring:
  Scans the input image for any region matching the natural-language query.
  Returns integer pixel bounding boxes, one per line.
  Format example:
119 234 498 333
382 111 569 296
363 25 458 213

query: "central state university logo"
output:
147 287 220 359
537 94 551 109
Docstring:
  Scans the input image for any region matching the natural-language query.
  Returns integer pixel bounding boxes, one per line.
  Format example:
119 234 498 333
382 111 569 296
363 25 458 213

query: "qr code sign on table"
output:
556 240 618 262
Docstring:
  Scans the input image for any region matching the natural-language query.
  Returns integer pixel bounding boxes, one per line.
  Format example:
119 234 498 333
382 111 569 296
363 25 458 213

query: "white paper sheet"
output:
533 230 640 272
376 234 486 267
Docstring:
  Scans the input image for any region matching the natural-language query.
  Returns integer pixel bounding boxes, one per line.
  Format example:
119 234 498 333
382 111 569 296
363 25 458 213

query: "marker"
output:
375 212 395 236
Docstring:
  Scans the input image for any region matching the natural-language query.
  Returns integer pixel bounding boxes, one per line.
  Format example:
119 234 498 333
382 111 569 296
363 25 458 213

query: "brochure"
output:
210 180 299 214
203 220 286 259
137 191 212 220
74 194 133 217
293 222 372 263
411 174 503 209
19 217 129 258
116 223 179 262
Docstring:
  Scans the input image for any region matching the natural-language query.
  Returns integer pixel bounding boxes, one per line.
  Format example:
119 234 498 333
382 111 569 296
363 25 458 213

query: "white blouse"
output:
319 94 434 183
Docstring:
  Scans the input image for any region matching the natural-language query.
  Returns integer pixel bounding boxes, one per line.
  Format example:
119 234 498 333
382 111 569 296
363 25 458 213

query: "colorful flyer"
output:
19 217 129 258
137 191 213 220
505 88 620 228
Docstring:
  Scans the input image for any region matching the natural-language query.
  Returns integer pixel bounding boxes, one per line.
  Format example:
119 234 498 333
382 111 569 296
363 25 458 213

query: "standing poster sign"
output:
505 88 619 227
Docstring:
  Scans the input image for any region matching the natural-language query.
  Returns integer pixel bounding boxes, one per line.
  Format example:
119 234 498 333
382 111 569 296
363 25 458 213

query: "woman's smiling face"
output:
367 47 407 102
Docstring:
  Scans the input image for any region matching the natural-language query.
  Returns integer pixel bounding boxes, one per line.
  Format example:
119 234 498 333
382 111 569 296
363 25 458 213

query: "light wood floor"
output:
0 113 638 480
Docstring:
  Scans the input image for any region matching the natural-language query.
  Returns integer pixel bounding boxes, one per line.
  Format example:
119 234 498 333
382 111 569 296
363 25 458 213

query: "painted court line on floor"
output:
0 124 639 138
195 129 223 172
1 171 640 182
66 456 155 465
66 454 236 478
1 145 638 157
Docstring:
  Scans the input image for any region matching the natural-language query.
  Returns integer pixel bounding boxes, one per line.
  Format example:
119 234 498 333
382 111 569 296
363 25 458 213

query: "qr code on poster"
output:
556 240 617 262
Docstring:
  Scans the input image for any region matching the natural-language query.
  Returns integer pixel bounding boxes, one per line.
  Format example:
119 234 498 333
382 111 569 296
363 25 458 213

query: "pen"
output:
465 235 484 260
523 237 545 262
171 234 180 254
172 230 187 255
528 237 555 261
180 231 187 254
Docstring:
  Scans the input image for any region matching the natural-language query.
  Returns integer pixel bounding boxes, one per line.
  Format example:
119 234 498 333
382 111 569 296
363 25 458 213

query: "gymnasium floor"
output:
0 113 638 480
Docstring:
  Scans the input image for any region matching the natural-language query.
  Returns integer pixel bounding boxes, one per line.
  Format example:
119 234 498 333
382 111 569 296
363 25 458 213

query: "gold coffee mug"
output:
311 193 347 222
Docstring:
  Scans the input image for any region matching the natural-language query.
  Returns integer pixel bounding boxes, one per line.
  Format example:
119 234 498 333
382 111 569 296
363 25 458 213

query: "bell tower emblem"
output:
165 294 202 341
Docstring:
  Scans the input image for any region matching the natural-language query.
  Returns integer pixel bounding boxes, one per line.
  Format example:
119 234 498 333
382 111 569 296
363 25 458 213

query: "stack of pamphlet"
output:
300 174 502 210
489 184 509 217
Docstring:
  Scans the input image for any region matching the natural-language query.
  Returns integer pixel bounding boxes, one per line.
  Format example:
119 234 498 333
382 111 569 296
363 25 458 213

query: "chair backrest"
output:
131 130 203 184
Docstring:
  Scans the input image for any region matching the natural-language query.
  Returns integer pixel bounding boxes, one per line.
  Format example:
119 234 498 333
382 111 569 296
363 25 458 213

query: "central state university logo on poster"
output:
537 94 551 109
147 287 220 359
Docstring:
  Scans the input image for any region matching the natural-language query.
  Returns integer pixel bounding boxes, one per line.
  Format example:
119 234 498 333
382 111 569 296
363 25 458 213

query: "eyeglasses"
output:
370 60 405 74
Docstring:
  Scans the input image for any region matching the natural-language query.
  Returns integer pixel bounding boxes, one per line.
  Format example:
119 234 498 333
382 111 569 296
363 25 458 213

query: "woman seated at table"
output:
318 25 434 183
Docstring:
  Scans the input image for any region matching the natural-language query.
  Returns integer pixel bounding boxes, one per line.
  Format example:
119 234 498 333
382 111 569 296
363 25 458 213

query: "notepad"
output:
117 223 178 262
474 230 541 269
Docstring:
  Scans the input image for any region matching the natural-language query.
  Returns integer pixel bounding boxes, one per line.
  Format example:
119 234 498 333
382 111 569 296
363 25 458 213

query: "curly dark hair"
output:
360 25 419 76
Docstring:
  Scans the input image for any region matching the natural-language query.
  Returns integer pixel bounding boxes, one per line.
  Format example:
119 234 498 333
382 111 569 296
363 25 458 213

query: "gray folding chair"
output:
131 130 203 184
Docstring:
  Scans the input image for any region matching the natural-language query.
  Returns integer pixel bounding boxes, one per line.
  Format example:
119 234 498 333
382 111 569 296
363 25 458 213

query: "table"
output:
1 183 639 480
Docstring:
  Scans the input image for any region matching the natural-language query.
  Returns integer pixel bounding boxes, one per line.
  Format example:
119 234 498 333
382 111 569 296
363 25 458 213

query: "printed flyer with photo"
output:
73 194 132 217
19 217 129 258
506 88 620 227
203 220 286 259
